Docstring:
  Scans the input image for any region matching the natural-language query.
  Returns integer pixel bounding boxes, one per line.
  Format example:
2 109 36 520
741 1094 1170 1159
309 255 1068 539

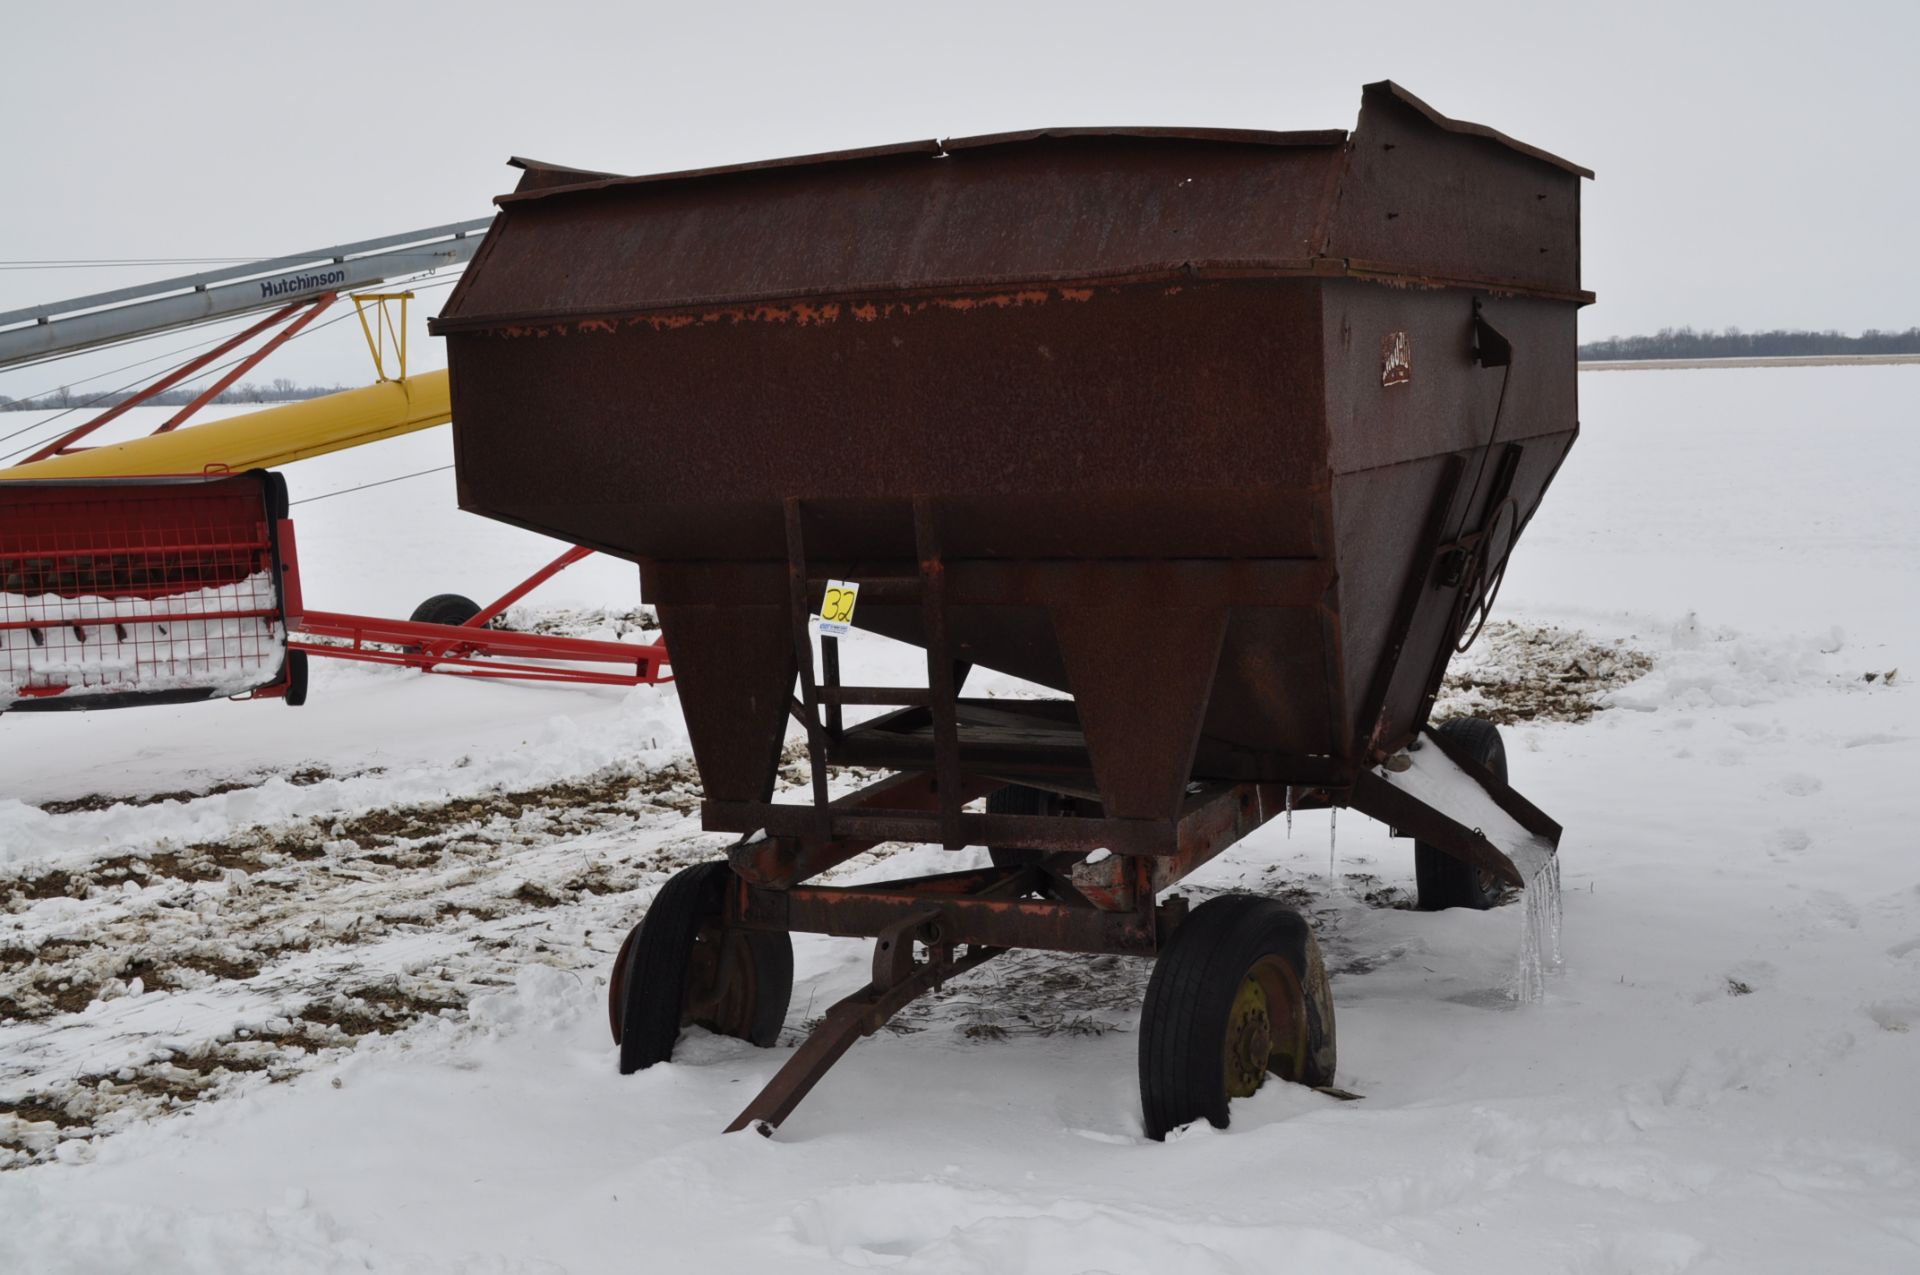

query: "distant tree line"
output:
1580 326 1920 361
0 377 348 411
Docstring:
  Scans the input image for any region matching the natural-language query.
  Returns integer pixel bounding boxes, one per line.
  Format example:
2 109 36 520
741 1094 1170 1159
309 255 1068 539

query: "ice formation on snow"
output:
1509 839 1564 1004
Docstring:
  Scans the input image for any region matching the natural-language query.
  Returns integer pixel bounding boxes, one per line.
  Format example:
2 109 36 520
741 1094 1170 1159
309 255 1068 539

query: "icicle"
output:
1285 785 1293 839
1511 851 1565 1004
1545 854 1564 967
1327 807 1337 880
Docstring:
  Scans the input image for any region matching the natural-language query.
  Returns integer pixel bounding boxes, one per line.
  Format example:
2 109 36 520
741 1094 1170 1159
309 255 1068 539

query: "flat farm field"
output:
1 366 1916 1274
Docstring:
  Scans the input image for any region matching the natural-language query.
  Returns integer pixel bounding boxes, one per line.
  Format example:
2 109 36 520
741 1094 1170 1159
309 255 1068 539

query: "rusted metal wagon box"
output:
434 81 1588 1137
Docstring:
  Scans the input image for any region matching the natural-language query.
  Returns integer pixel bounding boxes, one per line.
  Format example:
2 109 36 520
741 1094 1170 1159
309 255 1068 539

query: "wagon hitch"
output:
724 907 1007 1135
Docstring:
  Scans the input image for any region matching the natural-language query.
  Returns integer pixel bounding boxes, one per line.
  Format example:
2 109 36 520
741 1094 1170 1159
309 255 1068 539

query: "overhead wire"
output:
0 306 302 381
0 258 266 270
0 259 468 380
11 325 278 403
0 324 260 451
290 465 456 506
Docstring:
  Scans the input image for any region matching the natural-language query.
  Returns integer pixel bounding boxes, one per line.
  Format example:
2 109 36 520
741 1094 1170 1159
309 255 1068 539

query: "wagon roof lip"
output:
491 129 1352 208
490 84 1588 208
494 139 942 206
1364 79 1593 179
505 155 623 182
940 125 1350 151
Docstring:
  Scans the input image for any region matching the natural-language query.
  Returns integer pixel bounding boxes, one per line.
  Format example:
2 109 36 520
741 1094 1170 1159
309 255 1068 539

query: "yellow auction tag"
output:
817 580 859 636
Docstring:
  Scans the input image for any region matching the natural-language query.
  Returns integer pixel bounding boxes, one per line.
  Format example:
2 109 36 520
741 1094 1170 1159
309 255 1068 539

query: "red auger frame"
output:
2 474 670 714
1 471 303 712
290 544 671 686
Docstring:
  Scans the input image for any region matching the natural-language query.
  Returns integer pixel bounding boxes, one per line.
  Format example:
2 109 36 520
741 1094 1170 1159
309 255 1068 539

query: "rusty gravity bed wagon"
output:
431 81 1589 1138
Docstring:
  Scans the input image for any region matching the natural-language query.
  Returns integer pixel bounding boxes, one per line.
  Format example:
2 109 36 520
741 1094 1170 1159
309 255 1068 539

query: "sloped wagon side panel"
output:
433 80 1588 824
433 82 1587 1135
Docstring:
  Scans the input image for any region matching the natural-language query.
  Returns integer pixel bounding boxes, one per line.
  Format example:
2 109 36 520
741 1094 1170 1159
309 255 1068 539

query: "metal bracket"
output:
352 291 413 382
1472 299 1512 368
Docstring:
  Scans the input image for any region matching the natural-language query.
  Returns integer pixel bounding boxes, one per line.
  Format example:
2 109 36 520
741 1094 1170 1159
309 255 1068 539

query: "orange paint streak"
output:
929 290 1053 312
503 285 1107 337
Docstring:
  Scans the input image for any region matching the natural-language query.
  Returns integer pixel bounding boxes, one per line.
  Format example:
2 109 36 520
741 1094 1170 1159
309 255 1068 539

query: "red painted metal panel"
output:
0 473 292 710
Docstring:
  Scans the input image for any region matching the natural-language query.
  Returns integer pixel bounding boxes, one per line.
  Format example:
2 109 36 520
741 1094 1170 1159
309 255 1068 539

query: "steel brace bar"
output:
725 928 1003 1134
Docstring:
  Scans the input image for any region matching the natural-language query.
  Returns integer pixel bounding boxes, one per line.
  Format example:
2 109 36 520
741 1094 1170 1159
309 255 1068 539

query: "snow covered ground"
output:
0 366 1915 1273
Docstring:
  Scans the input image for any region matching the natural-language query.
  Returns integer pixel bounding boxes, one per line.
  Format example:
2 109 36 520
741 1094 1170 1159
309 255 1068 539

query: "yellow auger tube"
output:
0 370 450 480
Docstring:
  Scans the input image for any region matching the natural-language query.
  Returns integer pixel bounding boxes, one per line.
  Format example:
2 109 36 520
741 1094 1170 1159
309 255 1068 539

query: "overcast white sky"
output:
3 0 1914 396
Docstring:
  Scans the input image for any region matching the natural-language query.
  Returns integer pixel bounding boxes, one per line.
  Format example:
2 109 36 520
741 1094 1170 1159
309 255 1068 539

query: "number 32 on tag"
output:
817 580 860 636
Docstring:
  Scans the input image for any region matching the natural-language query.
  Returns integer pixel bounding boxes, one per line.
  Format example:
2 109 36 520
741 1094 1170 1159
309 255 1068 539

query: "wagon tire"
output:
408 593 483 628
606 920 642 1045
1414 717 1508 911
1138 894 1336 1141
281 648 308 708
986 784 1060 870
613 861 792 1072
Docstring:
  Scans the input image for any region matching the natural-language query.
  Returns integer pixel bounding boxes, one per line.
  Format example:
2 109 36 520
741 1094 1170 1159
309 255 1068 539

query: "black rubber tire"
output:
1414 717 1509 912
985 784 1063 870
607 919 643 1045
1138 894 1337 1140
408 593 483 627
281 648 308 708
614 861 793 1073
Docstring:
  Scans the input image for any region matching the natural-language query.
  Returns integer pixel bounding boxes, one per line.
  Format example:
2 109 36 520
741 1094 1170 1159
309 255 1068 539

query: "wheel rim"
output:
1475 866 1499 899
682 924 758 1038
1223 955 1307 1098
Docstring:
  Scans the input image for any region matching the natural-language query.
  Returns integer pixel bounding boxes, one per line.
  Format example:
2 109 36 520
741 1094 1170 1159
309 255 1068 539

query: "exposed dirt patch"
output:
0 750 741 1168
866 950 1158 1043
173 951 265 982
35 766 358 816
1435 621 1653 726
347 981 465 1017
39 781 254 816
298 997 398 1037
513 882 571 909
163 1048 273 1077
10 870 76 904
0 1097 88 1128
3 840 337 913
1 758 710 916
1339 871 1416 911
0 1096 91 1159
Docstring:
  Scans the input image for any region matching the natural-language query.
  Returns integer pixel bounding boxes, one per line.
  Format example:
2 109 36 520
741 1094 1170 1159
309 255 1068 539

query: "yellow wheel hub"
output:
1223 974 1274 1098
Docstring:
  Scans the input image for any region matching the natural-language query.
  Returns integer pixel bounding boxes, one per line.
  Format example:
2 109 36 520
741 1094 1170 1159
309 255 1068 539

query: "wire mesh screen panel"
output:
0 474 290 710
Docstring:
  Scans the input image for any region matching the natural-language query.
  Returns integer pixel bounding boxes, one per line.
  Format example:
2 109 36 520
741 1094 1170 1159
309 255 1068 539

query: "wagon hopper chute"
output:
434 81 1589 1136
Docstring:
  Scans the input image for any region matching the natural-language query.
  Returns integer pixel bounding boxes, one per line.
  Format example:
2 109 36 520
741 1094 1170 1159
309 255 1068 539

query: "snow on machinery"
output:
0 471 305 711
436 81 1589 1136
0 224 670 710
